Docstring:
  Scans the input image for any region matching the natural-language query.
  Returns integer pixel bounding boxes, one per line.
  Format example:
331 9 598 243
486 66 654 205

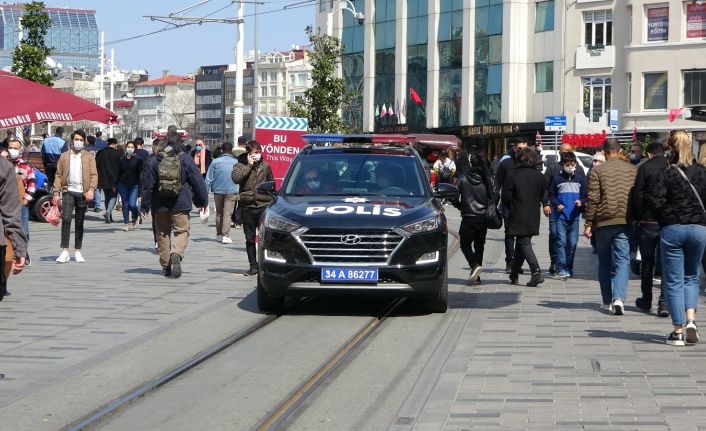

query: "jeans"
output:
94 188 102 210
117 183 139 224
548 217 558 265
594 225 631 305
21 204 29 242
555 218 579 275
511 235 540 274
661 224 706 326
459 219 487 269
60 191 87 249
242 206 266 269
104 188 118 221
638 223 665 307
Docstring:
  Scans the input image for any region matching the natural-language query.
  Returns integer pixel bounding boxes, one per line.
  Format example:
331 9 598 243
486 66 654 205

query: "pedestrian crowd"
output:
453 131 706 347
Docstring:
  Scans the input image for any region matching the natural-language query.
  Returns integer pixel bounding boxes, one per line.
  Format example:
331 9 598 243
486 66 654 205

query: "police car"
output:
255 134 459 313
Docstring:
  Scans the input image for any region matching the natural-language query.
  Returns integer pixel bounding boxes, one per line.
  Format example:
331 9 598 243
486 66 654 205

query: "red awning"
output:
0 71 118 128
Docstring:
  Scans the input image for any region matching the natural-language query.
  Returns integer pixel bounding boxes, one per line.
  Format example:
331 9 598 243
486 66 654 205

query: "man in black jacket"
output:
494 139 528 273
543 143 585 274
95 138 121 223
630 141 669 316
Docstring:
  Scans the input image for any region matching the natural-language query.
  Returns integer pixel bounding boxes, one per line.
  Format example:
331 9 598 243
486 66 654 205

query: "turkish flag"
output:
668 107 685 123
409 87 423 106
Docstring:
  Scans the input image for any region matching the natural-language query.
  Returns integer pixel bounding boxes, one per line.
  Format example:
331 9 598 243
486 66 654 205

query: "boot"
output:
509 272 519 285
527 271 544 287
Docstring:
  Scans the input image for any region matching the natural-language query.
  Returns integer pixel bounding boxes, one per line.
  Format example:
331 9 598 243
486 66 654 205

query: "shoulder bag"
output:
674 165 706 214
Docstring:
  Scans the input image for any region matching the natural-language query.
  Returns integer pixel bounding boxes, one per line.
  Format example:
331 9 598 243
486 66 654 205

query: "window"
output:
270 85 278 96
245 91 253 99
270 72 278 82
225 106 235 115
644 72 667 110
686 3 706 39
646 6 668 42
244 120 251 128
197 109 222 119
196 80 221 90
196 95 221 104
225 91 235 99
299 74 308 85
584 10 612 48
226 77 235 87
627 73 632 112
244 76 254 85
535 62 553 93
261 86 268 97
582 76 612 121
535 1 554 32
684 70 706 106
290 75 296 85
197 124 221 133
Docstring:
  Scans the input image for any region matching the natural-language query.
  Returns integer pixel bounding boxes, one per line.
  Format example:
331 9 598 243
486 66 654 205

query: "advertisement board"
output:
254 116 308 187
687 3 706 39
647 6 669 42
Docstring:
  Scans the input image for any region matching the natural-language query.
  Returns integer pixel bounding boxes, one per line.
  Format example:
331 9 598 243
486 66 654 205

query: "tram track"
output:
64 230 460 431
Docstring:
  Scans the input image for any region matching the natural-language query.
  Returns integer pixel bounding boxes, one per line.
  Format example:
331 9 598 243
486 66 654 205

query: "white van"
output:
541 150 593 176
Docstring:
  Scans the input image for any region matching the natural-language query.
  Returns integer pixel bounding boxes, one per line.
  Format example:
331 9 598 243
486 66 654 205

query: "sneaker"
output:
468 265 482 284
74 252 85 263
154 242 158 250
56 250 70 263
103 213 111 224
216 235 223 242
553 272 570 281
93 207 102 213
474 277 482 285
653 276 662 284
666 331 685 346
505 264 512 274
25 255 31 267
222 236 233 244
527 271 544 287
635 297 651 313
548 262 556 275
122 224 130 232
685 320 699 345
613 299 624 316
243 267 258 276
600 303 614 313
162 266 172 277
657 303 670 318
170 253 182 278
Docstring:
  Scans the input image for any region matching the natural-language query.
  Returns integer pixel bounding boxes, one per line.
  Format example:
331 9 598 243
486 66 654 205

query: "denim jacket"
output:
206 154 239 195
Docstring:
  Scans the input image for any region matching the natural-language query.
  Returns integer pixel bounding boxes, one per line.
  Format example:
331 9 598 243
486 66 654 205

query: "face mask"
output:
252 153 262 162
126 148 135 155
8 149 20 160
564 165 576 174
73 141 84 151
307 180 320 190
630 154 638 162
195 146 202 151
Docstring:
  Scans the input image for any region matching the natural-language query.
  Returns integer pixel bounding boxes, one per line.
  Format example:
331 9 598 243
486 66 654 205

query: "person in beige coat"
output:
52 130 98 263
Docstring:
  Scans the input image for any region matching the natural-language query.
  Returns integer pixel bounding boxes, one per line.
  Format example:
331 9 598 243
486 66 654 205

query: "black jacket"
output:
501 166 548 236
494 155 517 193
647 163 706 227
140 151 209 213
118 155 143 188
95 146 121 190
454 168 490 222
628 155 668 223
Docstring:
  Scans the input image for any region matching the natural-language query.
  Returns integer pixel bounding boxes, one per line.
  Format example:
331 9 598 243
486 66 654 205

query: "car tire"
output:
33 194 54 223
256 274 284 313
424 264 448 313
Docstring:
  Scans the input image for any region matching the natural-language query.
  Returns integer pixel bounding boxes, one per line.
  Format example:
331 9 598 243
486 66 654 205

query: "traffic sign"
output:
609 109 619 131
545 115 567 132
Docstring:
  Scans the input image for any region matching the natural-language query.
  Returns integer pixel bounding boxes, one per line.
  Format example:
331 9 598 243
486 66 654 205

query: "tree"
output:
164 92 195 133
288 26 353 133
11 2 53 85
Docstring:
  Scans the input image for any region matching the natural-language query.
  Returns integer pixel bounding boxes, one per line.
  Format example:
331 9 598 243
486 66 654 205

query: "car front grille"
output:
297 229 404 264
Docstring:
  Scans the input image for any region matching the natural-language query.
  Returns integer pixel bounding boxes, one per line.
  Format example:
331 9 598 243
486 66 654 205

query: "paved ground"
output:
1 204 705 430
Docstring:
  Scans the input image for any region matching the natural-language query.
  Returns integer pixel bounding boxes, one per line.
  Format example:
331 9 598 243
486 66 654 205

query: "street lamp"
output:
327 0 364 36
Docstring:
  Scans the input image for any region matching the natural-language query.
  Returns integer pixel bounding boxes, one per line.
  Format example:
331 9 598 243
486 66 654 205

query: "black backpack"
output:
157 152 182 198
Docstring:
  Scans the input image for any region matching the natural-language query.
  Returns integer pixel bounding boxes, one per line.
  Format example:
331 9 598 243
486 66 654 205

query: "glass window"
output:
581 76 612 121
488 5 503 35
686 3 706 38
646 6 668 42
488 35 502 64
271 85 278 96
535 62 553 93
685 70 706 106
584 10 613 48
644 72 667 110
535 1 554 32
488 64 502 94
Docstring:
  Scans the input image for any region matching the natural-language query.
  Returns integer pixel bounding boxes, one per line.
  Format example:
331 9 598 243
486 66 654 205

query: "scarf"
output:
195 147 206 175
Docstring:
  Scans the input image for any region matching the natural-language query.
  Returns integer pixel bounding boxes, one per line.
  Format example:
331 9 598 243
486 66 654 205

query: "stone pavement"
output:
402 219 706 431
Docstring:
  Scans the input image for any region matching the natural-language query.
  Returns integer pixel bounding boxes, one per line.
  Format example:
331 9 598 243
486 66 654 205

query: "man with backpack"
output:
140 135 208 278
433 150 456 186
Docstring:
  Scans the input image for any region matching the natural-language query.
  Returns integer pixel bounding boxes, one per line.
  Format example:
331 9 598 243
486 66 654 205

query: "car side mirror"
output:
434 182 458 200
257 180 277 196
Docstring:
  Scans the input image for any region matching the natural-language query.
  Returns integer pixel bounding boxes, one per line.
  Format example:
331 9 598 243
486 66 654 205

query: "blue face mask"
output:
195 146 202 151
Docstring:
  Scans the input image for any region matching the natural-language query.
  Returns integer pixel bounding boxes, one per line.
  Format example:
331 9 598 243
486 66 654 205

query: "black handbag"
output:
484 181 502 229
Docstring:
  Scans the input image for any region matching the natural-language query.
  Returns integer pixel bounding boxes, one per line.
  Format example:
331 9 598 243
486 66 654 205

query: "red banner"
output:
255 128 308 187
687 3 706 38
561 130 607 148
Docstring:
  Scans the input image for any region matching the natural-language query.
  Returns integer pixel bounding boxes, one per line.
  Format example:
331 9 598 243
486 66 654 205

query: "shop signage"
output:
255 115 308 187
687 3 706 39
460 123 519 137
561 130 607 148
647 7 669 42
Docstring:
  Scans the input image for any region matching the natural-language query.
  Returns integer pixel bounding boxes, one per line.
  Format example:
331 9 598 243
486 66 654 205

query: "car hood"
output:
269 195 440 230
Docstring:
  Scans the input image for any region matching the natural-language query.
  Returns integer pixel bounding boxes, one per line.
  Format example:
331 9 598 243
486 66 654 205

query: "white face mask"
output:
252 153 262 162
564 165 576 174
126 148 135 155
73 141 84 151
8 149 20 160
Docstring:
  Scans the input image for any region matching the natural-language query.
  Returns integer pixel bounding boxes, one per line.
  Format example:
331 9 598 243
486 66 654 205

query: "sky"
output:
44 0 316 76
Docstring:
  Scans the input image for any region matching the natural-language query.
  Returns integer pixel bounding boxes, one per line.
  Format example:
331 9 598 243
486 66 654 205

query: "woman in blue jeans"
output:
117 141 143 232
649 130 706 346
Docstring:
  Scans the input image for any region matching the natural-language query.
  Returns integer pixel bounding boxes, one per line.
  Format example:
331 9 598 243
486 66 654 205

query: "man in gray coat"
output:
0 157 28 300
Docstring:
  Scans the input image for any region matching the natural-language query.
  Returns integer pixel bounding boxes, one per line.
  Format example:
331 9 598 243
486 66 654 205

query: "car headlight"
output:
264 213 301 233
401 215 441 234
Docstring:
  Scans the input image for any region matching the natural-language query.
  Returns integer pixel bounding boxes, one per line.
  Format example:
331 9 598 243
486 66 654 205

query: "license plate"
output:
321 268 378 283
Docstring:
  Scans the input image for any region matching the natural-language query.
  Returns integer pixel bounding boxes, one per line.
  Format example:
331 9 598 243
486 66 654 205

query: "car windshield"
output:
282 153 428 197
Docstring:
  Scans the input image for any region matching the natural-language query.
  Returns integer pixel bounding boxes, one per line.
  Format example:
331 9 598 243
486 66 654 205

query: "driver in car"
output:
375 164 406 194
295 166 335 195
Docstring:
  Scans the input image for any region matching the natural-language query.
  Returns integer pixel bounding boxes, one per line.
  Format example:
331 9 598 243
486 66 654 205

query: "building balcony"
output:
138 108 160 116
575 45 615 70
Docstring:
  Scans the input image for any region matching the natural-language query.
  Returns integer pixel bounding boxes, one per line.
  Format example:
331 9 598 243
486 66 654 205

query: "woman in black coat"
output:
501 148 548 286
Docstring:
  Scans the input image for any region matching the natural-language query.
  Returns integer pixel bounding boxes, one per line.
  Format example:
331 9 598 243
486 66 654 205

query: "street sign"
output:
609 109 619 131
544 115 567 132
254 115 309 187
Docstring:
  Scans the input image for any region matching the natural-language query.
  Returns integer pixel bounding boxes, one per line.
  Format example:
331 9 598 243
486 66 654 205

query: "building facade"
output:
256 49 313 118
134 74 195 140
0 4 100 72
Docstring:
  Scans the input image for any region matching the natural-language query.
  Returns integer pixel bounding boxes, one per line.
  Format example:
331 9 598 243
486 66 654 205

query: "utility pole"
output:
99 31 105 135
253 0 259 140
109 48 115 138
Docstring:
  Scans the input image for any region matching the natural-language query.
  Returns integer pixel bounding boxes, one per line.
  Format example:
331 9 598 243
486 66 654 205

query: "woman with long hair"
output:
648 130 706 346
453 152 490 284
117 141 143 231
